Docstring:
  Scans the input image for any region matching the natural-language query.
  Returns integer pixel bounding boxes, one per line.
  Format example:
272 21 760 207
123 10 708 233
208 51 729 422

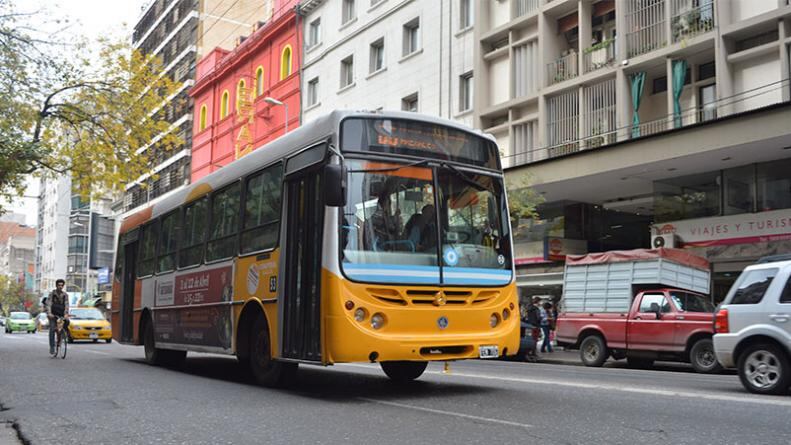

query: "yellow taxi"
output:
67 307 112 343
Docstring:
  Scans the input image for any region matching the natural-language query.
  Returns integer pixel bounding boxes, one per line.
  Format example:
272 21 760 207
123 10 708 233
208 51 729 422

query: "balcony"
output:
514 0 540 18
583 38 616 73
547 51 578 86
626 0 667 58
671 0 715 43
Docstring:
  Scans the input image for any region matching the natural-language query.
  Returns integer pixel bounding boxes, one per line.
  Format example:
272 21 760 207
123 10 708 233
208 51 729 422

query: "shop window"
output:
757 158 791 212
654 171 720 222
723 165 755 215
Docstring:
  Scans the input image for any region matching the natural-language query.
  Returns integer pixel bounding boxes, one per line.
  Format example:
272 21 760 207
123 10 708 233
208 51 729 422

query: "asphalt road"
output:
1 330 789 445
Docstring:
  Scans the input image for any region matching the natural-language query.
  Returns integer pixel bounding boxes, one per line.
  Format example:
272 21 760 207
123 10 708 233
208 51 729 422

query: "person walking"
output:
526 297 541 356
540 301 554 353
46 279 70 355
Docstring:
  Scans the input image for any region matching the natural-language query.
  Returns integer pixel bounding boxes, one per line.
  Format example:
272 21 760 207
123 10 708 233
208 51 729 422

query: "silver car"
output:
713 255 791 395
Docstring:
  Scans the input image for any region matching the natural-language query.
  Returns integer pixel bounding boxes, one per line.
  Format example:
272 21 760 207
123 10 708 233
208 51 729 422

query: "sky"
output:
1 0 148 226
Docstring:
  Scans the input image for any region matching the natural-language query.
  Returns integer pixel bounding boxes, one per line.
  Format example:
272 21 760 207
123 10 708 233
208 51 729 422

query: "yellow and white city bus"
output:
112 110 519 386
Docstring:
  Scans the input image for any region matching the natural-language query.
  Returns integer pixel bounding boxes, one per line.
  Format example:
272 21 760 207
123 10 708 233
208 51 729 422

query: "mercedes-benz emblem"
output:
437 316 449 330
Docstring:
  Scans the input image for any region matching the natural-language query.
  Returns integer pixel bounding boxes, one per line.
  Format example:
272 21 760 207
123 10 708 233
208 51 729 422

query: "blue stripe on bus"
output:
342 264 511 285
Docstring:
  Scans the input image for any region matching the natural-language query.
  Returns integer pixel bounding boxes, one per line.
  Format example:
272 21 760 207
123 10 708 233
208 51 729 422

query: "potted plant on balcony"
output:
584 38 614 70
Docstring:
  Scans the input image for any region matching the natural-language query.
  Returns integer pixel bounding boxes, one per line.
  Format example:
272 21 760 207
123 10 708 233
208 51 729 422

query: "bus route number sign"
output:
479 345 499 359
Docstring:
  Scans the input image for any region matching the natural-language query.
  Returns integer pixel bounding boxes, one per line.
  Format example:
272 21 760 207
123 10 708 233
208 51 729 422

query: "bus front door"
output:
281 170 324 362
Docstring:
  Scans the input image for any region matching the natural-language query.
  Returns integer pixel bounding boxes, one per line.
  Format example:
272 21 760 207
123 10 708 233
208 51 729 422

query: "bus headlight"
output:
354 308 367 322
371 313 385 330
490 313 500 328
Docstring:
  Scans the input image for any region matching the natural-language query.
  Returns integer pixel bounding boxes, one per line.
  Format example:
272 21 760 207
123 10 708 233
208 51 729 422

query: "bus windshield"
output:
341 159 512 286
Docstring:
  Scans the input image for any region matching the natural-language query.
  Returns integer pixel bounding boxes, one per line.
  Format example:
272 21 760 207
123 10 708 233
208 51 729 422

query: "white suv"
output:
713 255 791 395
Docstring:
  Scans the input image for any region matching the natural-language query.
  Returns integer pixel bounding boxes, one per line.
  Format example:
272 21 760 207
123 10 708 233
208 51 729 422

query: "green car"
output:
5 312 36 334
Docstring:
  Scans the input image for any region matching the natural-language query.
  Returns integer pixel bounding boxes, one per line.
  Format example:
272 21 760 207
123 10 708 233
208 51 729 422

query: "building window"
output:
369 38 384 73
255 66 264 96
236 79 246 112
280 45 293 80
402 92 418 112
342 0 356 25
698 83 716 122
758 158 791 212
340 55 354 88
308 18 321 48
698 61 715 81
459 0 472 29
220 90 229 119
307 77 319 106
402 18 420 56
459 71 473 112
199 105 207 131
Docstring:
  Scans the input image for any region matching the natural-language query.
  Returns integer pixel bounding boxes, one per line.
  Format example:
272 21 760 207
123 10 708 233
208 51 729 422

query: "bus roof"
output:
122 110 495 230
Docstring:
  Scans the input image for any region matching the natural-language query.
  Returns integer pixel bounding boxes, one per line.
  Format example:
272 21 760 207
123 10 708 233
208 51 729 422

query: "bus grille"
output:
366 288 499 306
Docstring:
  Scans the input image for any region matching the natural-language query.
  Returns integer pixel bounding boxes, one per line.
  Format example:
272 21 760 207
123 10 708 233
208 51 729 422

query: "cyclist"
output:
46 279 70 355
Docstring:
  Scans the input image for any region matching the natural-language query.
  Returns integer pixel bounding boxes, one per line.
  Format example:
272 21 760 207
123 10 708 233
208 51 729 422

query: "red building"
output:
190 0 301 182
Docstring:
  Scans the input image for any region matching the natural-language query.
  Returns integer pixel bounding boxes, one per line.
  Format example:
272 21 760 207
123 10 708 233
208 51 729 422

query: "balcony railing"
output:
671 0 715 43
514 0 540 18
626 0 666 58
547 52 578 85
583 38 617 73
503 78 791 167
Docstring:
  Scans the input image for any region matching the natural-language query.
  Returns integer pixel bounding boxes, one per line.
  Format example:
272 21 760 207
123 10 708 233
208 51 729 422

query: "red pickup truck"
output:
555 249 720 373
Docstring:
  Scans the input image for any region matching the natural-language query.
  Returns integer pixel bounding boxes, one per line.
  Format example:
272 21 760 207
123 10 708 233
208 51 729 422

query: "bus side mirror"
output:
324 163 346 207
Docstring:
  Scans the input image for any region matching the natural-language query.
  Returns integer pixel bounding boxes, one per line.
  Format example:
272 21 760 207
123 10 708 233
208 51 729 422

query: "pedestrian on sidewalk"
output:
540 301 553 353
526 297 541 357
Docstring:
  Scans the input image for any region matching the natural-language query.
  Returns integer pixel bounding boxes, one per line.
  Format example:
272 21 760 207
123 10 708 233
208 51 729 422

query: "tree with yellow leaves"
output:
0 1 181 208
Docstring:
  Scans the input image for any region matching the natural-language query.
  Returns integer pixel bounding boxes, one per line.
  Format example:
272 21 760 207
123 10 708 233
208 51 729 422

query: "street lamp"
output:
264 96 289 134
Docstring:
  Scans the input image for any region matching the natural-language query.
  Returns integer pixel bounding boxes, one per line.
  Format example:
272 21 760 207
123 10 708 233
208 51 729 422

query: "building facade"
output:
473 0 791 302
190 0 301 181
299 0 476 126
35 175 70 295
0 221 36 293
124 0 274 214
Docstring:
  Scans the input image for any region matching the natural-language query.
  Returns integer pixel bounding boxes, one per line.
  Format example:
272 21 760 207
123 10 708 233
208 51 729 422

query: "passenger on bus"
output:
404 204 436 252
367 193 402 251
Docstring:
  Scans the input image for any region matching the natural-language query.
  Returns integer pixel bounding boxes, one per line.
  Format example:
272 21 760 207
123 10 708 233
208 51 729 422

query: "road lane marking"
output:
358 397 532 429
339 363 791 408
84 350 109 355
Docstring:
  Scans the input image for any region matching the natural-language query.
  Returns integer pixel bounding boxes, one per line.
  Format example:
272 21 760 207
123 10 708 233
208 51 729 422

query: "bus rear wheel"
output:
380 361 428 383
143 318 185 367
249 314 296 387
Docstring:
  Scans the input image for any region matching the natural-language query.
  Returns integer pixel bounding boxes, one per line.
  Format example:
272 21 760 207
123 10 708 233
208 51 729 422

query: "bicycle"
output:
51 316 67 359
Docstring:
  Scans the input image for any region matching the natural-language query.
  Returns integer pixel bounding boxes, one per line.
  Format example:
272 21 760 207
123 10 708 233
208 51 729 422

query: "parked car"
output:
0 315 6 327
556 248 720 373
66 307 112 343
36 313 49 331
5 312 36 334
713 254 791 395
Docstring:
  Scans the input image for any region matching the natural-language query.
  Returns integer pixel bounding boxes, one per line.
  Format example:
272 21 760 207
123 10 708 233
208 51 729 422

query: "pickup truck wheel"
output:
690 338 722 374
579 335 608 367
737 343 791 395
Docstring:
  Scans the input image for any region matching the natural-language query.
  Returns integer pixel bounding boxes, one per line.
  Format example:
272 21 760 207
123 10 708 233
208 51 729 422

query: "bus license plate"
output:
89 333 98 339
479 345 499 359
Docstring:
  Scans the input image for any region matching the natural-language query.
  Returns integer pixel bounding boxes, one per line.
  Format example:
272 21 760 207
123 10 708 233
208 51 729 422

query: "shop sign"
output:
653 208 791 247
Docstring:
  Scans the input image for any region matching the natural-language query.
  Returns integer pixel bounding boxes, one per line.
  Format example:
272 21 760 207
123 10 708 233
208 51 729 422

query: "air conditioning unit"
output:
651 234 677 249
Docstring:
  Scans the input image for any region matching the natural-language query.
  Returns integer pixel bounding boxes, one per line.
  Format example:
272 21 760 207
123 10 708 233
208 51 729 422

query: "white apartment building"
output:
300 0 476 126
35 175 70 295
474 0 791 301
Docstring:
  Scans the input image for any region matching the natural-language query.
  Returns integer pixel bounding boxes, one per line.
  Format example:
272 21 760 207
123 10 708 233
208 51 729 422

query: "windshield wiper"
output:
439 162 488 191
347 159 431 174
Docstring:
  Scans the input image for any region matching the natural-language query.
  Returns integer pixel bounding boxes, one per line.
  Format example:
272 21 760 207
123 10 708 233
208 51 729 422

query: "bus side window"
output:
207 182 241 262
137 221 159 278
157 210 179 273
241 164 283 254
180 197 208 268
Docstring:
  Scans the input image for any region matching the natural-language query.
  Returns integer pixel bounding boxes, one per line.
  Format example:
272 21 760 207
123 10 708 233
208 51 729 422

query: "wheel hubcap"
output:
584 343 599 361
697 348 716 368
744 350 781 389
